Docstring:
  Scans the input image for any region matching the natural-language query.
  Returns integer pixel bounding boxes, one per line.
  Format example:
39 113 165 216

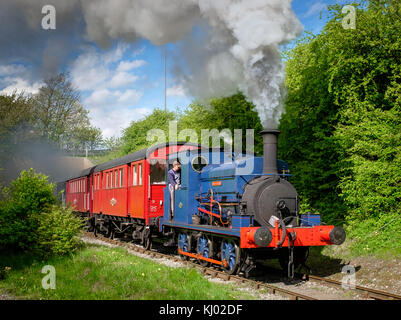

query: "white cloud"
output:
0 63 43 95
69 43 148 138
0 77 42 95
70 50 109 91
117 60 147 72
0 62 43 96
70 44 146 92
109 71 139 88
0 64 27 77
304 2 327 18
88 105 152 138
117 89 143 104
166 84 186 97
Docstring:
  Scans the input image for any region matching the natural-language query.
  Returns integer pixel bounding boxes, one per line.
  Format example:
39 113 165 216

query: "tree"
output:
0 169 56 250
178 93 264 154
279 0 401 226
121 108 177 154
0 93 36 181
67 126 103 154
33 73 92 149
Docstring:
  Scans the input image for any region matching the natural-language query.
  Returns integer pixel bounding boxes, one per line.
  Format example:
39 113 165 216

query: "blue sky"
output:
0 0 349 138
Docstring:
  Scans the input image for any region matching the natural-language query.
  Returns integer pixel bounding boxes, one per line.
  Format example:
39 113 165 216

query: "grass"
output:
0 244 255 300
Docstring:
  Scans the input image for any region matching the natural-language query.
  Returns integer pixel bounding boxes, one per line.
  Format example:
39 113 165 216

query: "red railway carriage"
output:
66 167 93 212
66 142 200 229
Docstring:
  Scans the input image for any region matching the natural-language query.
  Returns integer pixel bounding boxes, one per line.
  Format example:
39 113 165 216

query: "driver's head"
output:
173 160 181 171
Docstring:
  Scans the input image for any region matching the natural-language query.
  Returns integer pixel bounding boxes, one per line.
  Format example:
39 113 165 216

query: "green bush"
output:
0 169 56 250
280 1 401 243
0 168 83 256
345 212 401 257
35 206 84 256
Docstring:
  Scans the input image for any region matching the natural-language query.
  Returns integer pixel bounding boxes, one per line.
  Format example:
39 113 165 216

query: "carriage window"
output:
138 164 142 185
106 172 109 189
150 160 167 185
119 169 123 187
133 165 137 186
115 170 118 188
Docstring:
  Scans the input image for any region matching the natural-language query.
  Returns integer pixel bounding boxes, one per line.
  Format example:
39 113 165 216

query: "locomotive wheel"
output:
178 233 190 261
196 234 212 267
221 240 240 275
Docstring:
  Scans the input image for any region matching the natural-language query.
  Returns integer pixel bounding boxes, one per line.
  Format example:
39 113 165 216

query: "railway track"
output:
82 232 401 301
298 273 401 300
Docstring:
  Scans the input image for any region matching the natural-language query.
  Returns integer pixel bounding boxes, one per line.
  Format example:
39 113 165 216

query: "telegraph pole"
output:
164 44 167 112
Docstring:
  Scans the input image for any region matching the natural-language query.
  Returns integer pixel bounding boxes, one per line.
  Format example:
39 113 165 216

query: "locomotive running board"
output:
178 249 228 268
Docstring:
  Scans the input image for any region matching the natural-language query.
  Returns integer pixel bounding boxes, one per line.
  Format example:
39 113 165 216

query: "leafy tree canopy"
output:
279 0 401 225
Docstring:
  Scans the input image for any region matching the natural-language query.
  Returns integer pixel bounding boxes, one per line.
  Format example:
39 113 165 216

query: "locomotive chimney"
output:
261 129 280 175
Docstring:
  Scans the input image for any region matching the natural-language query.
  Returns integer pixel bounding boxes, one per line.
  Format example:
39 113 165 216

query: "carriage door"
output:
149 159 167 219
171 156 189 223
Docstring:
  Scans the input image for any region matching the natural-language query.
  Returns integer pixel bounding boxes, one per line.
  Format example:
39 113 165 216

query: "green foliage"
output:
0 93 36 176
345 212 401 256
180 93 264 155
0 74 103 177
121 108 177 154
0 169 82 256
0 245 255 300
0 169 56 250
35 206 84 256
280 0 401 234
119 93 263 157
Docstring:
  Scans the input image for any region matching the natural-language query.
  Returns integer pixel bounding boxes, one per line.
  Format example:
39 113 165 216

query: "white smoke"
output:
81 0 303 128
2 0 303 128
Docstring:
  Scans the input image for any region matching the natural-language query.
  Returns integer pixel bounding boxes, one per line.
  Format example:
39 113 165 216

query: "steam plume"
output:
81 0 303 128
1 0 303 128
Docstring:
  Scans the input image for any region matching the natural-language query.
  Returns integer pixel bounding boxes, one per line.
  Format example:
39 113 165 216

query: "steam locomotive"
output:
63 130 345 278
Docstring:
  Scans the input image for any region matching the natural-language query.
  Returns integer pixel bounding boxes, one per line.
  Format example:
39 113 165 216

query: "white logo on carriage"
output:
341 265 356 290
110 198 117 206
73 199 77 204
41 265 56 290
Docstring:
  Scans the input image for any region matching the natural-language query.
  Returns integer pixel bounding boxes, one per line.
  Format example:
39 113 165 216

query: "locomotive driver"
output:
167 160 181 220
